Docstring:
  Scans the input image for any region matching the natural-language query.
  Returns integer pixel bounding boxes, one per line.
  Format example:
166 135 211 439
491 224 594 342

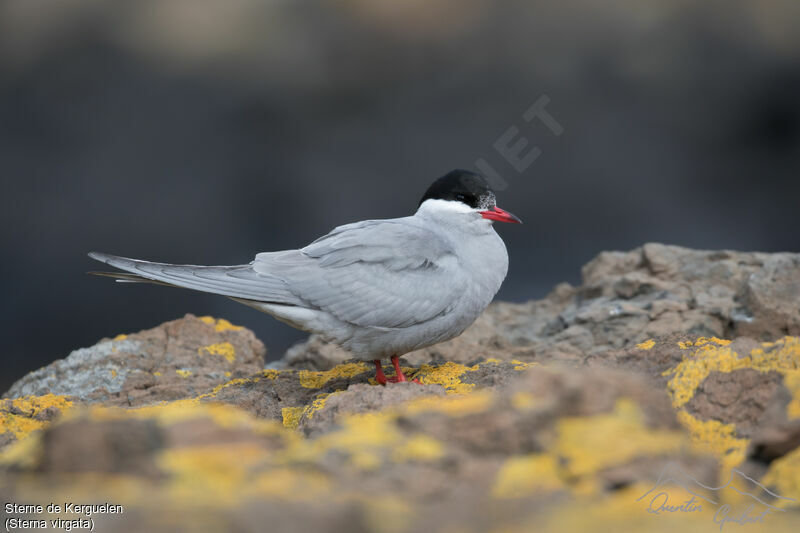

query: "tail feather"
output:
87 252 300 305
88 271 174 286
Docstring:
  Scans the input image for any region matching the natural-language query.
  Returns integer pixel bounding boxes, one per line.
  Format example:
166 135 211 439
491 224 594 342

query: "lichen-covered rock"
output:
296 382 447 436
3 244 800 532
0 354 530 454
587 335 800 472
0 394 74 450
0 366 728 533
3 350 799 532
3 314 266 406
279 244 800 369
196 358 531 429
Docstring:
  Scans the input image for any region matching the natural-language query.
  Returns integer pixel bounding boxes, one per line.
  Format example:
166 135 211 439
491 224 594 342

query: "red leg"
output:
387 355 420 384
374 359 388 385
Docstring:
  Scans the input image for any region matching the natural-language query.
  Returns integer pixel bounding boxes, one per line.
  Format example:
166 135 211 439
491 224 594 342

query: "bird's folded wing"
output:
90 220 468 330
254 220 467 329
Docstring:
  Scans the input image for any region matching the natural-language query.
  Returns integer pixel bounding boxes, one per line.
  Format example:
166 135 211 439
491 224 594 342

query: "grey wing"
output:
254 220 467 329
88 252 303 305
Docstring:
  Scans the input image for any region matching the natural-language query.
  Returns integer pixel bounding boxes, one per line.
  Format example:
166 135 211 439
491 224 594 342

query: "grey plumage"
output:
89 174 513 362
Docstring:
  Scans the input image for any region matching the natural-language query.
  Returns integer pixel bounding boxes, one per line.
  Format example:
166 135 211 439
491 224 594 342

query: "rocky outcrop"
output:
2 244 800 533
279 243 800 369
3 315 266 405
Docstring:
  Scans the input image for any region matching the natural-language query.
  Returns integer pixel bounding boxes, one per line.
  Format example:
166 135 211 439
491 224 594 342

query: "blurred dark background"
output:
1 0 799 392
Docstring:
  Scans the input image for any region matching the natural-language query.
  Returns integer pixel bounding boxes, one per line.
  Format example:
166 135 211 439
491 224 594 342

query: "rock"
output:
0 366 720 533
589 334 800 475
199 359 531 429
2 244 800 532
3 314 266 406
279 243 800 368
297 382 447 436
38 417 164 476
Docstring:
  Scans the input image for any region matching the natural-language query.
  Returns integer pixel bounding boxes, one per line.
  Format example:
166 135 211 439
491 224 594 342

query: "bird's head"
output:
417 169 522 224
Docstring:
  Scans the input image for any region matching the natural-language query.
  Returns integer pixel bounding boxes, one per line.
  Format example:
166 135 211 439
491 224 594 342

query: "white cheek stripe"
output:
417 198 477 215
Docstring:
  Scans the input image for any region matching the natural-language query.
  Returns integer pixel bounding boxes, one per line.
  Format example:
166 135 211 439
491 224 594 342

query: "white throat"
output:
416 198 476 217
414 199 493 233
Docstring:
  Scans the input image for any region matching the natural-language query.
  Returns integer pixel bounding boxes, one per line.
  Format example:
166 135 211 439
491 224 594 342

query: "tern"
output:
89 169 521 384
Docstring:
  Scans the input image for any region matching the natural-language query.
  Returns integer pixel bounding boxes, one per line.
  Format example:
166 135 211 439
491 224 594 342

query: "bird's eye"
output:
456 194 467 202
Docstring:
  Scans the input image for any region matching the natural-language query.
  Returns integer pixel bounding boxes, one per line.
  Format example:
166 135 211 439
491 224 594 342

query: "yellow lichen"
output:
678 337 732 350
0 413 47 440
305 393 333 419
511 359 534 371
298 362 369 388
300 412 399 470
157 443 270 505
157 442 330 505
636 339 655 350
416 362 478 394
762 447 800 507
282 406 305 429
0 428 43 468
198 316 244 332
110 369 117 378
555 398 686 481
199 342 236 363
198 369 283 403
0 394 74 440
175 369 192 378
404 390 492 416
665 336 800 409
282 406 448 471
527 482 718 533
153 371 162 377
414 359 530 392
77 402 290 441
245 468 332 502
391 435 444 462
782 369 800 419
656 338 800 476
113 334 128 341
281 392 339 430
206 377 255 397
675 411 748 472
261 369 280 380
492 453 564 498
510 391 540 411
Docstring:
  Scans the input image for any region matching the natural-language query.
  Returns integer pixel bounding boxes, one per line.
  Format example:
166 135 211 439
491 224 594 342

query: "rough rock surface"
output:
2 244 800 533
279 243 800 369
3 314 266 405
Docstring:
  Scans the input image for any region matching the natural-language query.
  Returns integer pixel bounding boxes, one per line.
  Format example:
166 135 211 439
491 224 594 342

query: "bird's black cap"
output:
418 170 496 209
